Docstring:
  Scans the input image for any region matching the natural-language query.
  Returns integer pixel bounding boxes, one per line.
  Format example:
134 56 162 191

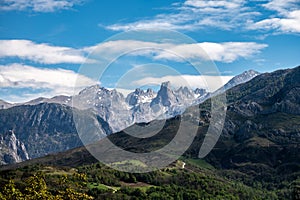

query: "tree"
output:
24 173 53 200
0 180 23 200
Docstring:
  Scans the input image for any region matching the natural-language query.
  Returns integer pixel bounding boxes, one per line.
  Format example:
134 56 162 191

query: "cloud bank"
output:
0 39 267 64
89 40 267 63
0 40 87 64
0 63 98 102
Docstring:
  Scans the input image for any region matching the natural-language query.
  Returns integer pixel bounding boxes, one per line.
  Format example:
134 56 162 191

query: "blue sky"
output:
0 0 299 102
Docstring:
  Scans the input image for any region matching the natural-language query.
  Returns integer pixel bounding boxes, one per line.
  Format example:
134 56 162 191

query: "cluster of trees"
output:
0 173 93 200
0 162 298 199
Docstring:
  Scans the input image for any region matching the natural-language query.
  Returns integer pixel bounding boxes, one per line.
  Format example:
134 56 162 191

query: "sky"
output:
0 0 299 103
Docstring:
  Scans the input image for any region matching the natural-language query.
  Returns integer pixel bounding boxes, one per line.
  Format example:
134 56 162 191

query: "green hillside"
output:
1 158 292 200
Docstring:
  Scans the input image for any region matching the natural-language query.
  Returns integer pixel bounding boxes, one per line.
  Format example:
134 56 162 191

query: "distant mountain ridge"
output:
215 69 260 94
223 69 260 90
0 69 259 108
1 69 259 132
0 69 261 165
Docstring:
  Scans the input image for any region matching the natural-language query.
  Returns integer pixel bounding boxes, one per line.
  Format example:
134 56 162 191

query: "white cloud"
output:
262 0 299 15
0 39 266 65
89 40 267 63
247 0 300 34
0 63 98 102
105 0 257 31
105 0 300 35
249 10 300 33
105 15 197 31
0 40 87 64
132 75 233 92
155 42 267 63
0 0 84 12
183 0 243 9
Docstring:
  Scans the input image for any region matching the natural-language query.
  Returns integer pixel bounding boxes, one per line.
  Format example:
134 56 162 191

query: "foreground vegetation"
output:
1 158 299 199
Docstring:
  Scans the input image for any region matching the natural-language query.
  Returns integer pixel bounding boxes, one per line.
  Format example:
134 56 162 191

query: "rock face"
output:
194 88 207 97
72 85 132 132
0 103 111 165
0 130 29 165
69 81 209 131
126 88 156 106
151 82 179 107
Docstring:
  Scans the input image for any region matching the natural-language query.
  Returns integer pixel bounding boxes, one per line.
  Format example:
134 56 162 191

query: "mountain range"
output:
0 66 298 199
0 68 283 166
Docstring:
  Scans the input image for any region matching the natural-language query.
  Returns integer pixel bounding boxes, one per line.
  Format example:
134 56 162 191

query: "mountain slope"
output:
0 103 111 165
192 66 300 187
223 69 260 91
118 65 299 195
23 95 72 106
